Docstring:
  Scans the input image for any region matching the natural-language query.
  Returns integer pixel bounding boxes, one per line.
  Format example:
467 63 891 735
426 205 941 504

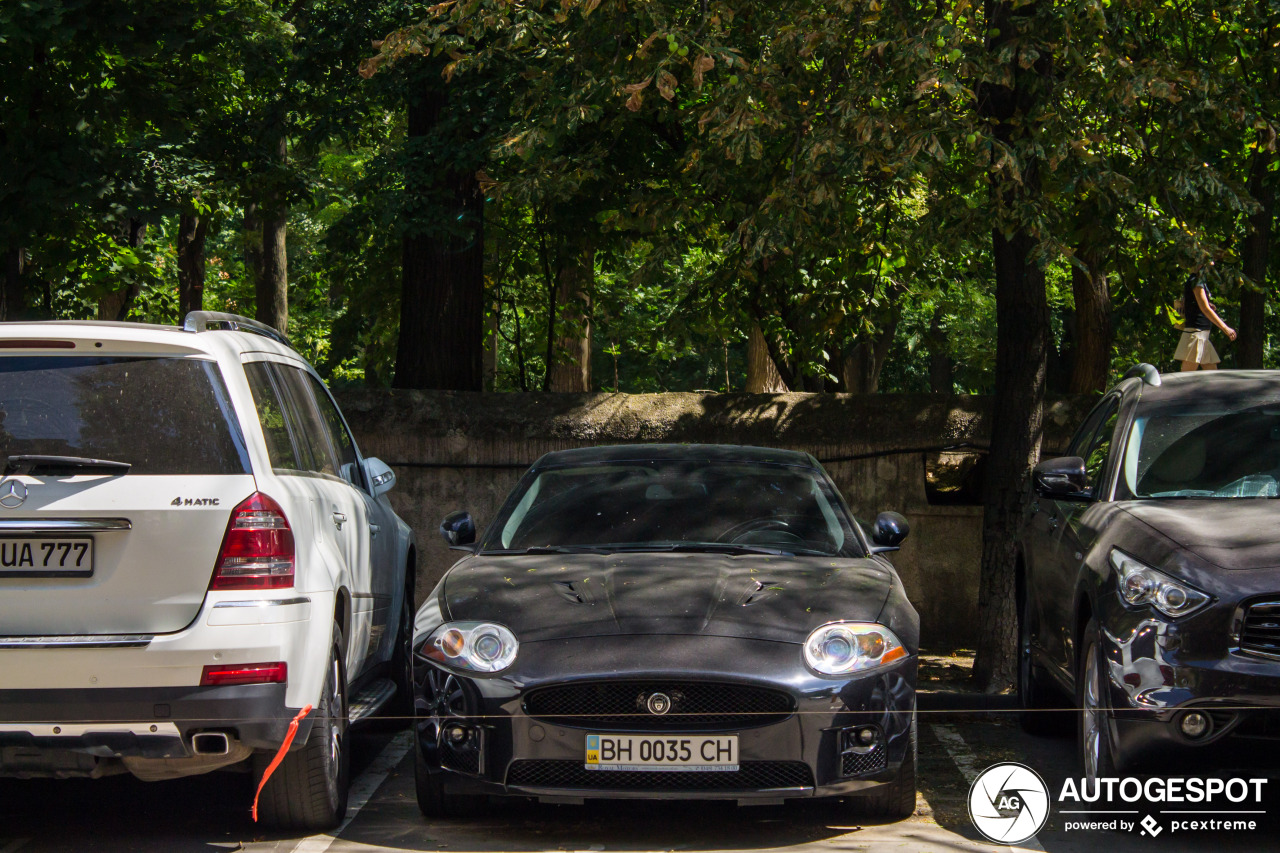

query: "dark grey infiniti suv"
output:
1018 366 1280 778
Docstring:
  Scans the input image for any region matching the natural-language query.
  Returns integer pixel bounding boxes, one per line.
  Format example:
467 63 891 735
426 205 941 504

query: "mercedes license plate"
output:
0 538 93 577
585 734 738 771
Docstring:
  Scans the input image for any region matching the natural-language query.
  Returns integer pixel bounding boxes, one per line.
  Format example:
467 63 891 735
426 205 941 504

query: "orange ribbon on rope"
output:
251 704 313 822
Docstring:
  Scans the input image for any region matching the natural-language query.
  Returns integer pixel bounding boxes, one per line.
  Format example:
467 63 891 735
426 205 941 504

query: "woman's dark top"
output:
1183 277 1213 331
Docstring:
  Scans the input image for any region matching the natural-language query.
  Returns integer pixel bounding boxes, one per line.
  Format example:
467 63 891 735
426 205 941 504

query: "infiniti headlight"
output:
1110 549 1210 618
422 622 519 673
803 622 908 675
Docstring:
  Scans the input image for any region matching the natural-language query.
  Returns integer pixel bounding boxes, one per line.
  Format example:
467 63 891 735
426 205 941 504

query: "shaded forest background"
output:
3 0 1277 689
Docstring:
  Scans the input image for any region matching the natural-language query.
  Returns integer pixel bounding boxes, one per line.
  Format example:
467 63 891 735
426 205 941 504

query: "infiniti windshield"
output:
483 461 863 557
1121 396 1280 499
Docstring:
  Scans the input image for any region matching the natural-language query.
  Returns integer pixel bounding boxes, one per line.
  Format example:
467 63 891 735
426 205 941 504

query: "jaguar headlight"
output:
423 622 519 673
1110 549 1210 618
803 622 908 675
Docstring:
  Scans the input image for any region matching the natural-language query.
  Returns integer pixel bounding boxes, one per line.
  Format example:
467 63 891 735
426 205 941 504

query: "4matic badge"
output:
170 496 220 507
968 762 1051 845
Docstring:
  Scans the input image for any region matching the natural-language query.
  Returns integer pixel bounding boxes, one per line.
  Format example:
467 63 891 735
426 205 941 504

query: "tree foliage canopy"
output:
1 0 1276 392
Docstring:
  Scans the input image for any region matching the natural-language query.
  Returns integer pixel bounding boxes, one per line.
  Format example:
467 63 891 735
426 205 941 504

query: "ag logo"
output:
968 762 1050 845
0 479 28 509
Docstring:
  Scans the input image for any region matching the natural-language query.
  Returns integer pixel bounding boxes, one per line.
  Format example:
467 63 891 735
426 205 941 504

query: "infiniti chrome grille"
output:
1240 599 1280 658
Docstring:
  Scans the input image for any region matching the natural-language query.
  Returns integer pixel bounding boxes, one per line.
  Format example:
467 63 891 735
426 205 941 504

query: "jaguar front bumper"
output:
413 634 916 802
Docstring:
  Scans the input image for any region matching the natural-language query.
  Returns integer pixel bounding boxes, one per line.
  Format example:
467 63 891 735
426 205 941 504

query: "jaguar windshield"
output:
482 461 863 557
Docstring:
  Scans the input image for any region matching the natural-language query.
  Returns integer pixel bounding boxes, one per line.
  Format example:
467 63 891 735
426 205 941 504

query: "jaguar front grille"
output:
523 681 795 731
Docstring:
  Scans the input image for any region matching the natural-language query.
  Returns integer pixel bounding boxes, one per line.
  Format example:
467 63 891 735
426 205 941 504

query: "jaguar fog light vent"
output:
838 726 886 776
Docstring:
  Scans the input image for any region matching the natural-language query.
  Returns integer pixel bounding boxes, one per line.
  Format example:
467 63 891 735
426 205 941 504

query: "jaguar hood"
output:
440 552 897 644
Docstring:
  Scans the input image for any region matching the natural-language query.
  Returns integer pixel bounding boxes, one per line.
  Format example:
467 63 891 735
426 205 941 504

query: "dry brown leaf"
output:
638 31 661 57
657 69 678 100
692 54 715 88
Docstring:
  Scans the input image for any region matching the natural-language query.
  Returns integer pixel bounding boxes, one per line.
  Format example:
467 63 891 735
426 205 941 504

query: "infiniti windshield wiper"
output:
5 455 132 476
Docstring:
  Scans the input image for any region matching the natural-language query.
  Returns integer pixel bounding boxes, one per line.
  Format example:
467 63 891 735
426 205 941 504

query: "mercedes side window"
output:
1082 398 1121 496
306 374 365 491
244 361 307 472
270 364 341 479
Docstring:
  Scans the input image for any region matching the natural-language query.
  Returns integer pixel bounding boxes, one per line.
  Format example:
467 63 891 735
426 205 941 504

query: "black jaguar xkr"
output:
411 444 919 819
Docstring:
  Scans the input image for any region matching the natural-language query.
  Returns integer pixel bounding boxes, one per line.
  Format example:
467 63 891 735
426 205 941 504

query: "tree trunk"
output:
243 201 263 292
177 206 210 318
3 248 25 321
97 219 146 321
255 136 288 335
842 309 900 394
973 0 1052 692
547 243 594 392
746 323 788 392
927 307 954 393
977 230 1050 692
1238 150 1273 369
1068 244 1112 393
394 83 485 391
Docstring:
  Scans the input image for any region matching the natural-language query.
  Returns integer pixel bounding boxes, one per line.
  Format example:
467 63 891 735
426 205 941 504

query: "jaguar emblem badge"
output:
646 692 672 715
0 479 28 509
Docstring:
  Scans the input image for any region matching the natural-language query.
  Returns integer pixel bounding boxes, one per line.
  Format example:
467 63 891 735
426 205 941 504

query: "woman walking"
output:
1175 275 1236 371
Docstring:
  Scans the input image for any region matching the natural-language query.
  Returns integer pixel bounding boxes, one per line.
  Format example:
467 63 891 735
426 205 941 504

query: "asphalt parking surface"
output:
4 709 1280 853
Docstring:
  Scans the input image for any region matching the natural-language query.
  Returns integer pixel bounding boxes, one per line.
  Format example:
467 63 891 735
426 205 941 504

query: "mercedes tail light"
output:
210 492 294 590
200 662 288 686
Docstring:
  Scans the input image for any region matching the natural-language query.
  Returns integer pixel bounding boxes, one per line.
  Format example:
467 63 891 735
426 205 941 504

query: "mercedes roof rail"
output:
182 311 290 347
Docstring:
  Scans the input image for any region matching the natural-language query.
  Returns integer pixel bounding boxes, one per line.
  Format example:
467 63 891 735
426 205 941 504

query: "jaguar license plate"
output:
585 734 738 771
0 538 93 577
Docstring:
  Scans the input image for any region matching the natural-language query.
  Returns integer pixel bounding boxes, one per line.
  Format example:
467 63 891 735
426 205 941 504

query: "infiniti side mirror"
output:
440 510 476 549
870 511 910 554
1033 456 1091 501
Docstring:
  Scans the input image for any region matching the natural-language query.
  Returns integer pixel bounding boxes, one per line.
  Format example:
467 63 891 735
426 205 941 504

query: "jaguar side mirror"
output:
870 511 910 553
440 510 476 548
1033 456 1091 500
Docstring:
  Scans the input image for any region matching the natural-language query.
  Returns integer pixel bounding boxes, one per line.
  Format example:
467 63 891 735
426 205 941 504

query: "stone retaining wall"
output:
332 390 1091 648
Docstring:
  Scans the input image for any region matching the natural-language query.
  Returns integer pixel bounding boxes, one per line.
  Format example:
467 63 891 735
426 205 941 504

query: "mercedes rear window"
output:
0 356 250 475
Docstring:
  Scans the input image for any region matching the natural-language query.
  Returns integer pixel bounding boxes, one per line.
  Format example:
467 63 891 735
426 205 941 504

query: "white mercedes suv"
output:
0 312 415 831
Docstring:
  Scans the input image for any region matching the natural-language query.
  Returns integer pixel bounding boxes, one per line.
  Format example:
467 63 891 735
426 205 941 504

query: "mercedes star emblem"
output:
0 479 28 509
646 692 672 715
